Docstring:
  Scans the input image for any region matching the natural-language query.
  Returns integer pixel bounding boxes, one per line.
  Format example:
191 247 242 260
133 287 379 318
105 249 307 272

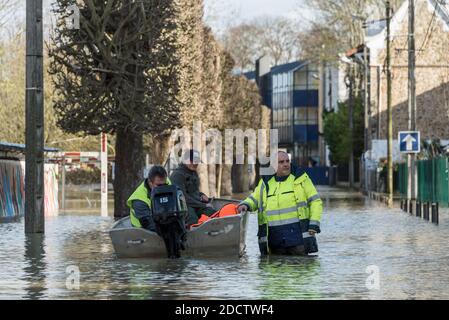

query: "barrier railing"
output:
398 157 448 224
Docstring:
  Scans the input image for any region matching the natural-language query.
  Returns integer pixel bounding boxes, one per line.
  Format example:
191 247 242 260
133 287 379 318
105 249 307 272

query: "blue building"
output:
246 59 321 167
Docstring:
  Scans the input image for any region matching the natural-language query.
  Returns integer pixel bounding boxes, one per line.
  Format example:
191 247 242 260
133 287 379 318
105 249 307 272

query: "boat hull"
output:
109 199 249 258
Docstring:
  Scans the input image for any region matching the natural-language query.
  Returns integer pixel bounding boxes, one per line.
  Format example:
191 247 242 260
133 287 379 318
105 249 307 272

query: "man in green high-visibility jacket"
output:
237 151 323 256
127 166 171 230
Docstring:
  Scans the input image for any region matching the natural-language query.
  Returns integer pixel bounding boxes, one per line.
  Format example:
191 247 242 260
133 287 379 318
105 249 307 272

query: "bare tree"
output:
203 0 240 37
49 0 206 218
300 0 403 56
0 0 18 29
222 15 300 72
299 23 341 63
255 16 300 66
222 23 261 72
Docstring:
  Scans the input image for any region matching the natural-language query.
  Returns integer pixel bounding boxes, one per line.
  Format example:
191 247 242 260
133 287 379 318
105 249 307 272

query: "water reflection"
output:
257 256 321 300
123 258 191 300
23 234 47 299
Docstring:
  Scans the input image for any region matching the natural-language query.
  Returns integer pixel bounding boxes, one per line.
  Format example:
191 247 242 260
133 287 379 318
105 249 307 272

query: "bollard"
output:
431 203 439 225
431 203 436 224
436 203 439 225
423 203 429 221
416 201 421 218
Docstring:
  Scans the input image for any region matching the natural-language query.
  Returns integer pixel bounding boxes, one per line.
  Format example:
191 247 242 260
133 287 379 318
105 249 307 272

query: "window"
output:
294 70 308 90
309 144 319 158
294 107 318 125
308 107 318 124
283 108 289 127
308 69 320 90
295 108 307 125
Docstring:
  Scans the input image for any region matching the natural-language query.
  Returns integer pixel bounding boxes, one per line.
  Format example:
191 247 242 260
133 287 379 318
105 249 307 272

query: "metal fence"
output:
398 157 449 207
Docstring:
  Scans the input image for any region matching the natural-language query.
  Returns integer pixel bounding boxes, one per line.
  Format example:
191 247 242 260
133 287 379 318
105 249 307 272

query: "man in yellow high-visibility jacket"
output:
127 166 171 230
237 151 323 255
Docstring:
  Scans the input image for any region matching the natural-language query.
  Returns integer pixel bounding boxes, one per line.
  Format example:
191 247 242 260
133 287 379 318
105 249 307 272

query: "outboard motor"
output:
151 185 188 259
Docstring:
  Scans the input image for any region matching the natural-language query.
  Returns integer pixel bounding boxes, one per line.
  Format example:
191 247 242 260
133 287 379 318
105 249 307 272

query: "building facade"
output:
367 0 449 146
246 60 323 166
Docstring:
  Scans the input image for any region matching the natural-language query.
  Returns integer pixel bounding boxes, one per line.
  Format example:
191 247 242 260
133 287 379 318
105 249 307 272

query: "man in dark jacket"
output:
170 149 216 225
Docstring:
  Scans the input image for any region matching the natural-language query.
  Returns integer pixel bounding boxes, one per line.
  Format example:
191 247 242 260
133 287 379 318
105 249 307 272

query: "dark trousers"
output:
270 245 306 256
186 206 217 225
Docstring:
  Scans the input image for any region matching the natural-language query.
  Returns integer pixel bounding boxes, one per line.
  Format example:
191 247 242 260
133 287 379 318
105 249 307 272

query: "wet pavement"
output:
1 187 449 300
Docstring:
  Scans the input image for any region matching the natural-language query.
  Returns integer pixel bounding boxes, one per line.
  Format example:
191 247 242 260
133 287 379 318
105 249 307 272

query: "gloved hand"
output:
237 204 248 214
200 194 210 203
308 224 321 235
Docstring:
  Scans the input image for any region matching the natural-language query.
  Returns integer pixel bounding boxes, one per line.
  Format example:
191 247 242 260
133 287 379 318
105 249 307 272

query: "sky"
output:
1 0 311 39
206 0 301 20
204 0 311 35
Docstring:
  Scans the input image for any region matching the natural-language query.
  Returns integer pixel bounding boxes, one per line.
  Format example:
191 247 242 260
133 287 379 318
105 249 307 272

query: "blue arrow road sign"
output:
398 131 420 153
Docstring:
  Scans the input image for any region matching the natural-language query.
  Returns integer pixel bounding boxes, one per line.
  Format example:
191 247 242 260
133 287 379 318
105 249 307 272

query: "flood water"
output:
2 188 449 300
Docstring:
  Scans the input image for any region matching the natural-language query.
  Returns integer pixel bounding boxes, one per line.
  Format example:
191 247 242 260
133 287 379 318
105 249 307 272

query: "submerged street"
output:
1 187 448 300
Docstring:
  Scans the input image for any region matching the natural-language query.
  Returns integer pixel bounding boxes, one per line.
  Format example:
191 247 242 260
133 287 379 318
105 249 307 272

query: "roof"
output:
0 141 60 153
345 44 365 58
270 60 308 75
241 60 311 80
243 71 256 80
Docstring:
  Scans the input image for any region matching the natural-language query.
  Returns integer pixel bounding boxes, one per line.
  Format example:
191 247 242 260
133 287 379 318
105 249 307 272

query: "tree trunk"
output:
113 128 144 218
232 164 249 194
198 164 210 196
248 163 257 190
221 164 233 196
152 134 171 165
217 164 223 198
207 141 217 198
197 136 210 196
208 164 217 198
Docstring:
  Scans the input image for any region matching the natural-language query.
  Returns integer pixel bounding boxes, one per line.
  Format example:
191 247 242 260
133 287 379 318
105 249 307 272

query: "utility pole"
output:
25 0 45 233
363 40 371 193
386 1 394 207
349 66 355 190
407 0 417 213
364 42 369 154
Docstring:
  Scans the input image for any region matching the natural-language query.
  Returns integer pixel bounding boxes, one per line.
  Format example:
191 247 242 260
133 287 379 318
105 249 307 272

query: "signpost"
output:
399 131 420 154
399 131 420 214
101 133 108 217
